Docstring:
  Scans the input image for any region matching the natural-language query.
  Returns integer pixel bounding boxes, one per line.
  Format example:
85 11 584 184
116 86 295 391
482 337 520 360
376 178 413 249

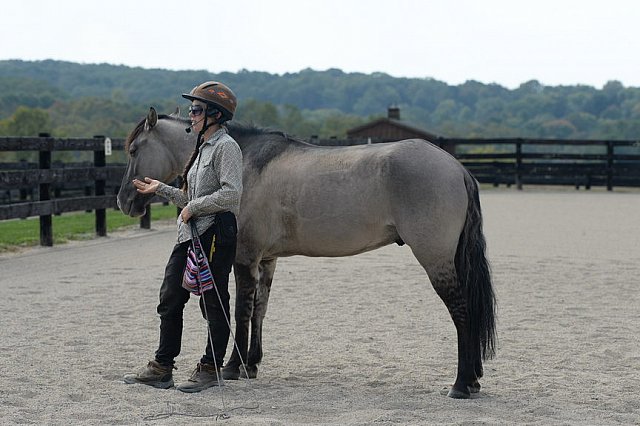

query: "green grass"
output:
0 204 178 252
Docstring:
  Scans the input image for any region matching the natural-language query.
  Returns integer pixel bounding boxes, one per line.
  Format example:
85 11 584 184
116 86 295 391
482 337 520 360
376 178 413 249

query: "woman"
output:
123 81 243 393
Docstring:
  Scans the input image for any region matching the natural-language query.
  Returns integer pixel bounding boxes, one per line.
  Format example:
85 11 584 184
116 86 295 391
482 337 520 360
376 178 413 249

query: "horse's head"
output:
117 107 196 217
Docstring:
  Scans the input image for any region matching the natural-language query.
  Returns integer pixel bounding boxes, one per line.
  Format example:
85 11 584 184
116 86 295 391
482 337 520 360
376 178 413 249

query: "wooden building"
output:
346 106 438 142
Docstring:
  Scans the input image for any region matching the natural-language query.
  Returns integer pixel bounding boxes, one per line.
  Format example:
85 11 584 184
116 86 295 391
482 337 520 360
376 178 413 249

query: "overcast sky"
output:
1 0 638 89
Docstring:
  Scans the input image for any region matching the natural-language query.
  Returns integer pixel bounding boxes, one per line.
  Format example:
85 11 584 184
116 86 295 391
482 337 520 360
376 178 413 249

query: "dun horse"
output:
117 108 496 398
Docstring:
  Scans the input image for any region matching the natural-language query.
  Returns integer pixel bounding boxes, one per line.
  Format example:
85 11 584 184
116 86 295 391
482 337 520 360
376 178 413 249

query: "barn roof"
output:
346 117 438 141
346 106 439 142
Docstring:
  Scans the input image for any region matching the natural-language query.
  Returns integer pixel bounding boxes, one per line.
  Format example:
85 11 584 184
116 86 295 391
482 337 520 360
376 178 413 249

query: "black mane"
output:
226 122 310 146
227 122 315 173
127 114 313 173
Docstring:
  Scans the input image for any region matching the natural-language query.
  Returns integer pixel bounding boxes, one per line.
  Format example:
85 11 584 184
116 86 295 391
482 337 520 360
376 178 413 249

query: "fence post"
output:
94 135 107 236
39 133 53 246
515 140 523 190
606 141 614 191
85 186 93 213
19 159 29 202
140 206 151 229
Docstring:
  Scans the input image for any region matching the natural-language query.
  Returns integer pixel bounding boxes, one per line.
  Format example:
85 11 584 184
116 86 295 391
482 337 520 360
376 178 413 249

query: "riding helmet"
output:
182 81 237 121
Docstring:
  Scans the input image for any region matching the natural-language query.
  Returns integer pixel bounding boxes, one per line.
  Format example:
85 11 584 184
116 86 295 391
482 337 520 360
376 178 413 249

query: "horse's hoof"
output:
447 386 471 399
243 364 258 379
469 381 481 393
221 364 259 380
221 366 240 380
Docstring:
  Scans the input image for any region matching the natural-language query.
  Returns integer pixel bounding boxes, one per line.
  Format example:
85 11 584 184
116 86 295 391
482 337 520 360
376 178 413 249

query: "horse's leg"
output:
222 260 259 380
393 171 495 398
469 344 483 393
246 258 278 378
424 260 479 399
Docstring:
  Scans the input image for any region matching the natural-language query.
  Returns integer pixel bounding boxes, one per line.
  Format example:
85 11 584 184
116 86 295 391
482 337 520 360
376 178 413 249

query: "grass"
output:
0 204 178 252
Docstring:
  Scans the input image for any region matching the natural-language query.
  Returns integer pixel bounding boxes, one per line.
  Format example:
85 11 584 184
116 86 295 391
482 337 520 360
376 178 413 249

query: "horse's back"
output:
239 138 469 259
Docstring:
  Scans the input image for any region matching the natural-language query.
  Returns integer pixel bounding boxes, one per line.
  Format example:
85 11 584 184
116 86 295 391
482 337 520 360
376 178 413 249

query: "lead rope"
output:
189 222 228 418
189 221 258 420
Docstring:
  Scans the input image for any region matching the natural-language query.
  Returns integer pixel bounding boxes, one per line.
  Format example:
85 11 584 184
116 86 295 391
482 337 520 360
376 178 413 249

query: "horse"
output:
117 107 496 399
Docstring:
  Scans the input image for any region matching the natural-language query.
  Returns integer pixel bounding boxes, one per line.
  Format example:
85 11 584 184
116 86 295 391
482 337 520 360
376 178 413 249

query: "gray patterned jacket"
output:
156 127 243 243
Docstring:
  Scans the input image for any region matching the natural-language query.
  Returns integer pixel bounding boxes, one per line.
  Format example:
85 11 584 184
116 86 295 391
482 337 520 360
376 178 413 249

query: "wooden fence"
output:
0 135 159 246
444 138 640 190
1 134 639 246
315 137 640 190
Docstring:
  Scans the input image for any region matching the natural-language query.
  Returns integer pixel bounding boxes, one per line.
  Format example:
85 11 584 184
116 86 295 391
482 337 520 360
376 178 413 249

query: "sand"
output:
1 188 639 425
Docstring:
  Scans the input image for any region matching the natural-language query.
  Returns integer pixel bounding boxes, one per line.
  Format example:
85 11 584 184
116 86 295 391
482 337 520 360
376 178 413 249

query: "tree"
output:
541 119 577 139
235 99 280 127
0 106 51 136
3 59 640 140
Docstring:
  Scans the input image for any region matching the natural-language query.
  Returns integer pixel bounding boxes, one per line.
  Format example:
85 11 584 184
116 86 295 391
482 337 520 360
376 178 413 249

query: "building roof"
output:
346 117 438 141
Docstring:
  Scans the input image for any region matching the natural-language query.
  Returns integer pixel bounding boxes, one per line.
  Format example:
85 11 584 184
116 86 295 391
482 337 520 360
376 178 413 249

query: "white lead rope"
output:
189 220 257 417
189 220 227 413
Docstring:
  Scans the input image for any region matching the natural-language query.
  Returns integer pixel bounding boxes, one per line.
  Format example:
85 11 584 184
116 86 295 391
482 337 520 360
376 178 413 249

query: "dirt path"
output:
1 189 638 424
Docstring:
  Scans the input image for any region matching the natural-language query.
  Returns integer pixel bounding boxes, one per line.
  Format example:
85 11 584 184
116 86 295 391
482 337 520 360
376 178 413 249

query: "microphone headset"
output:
184 107 222 133
185 117 205 133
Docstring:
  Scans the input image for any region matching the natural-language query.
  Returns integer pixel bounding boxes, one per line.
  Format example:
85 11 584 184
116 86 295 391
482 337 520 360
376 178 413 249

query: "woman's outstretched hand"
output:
133 177 160 194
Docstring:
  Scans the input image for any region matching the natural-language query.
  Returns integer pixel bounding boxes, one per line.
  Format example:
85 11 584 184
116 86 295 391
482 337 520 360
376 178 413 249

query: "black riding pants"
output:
154 222 235 367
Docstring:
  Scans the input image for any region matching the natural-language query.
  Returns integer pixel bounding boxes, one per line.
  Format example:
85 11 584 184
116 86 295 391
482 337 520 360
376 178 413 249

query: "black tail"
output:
455 173 496 360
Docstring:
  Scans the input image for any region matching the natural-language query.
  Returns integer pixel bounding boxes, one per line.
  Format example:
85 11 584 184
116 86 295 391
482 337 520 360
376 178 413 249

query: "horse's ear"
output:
145 107 158 130
170 106 180 117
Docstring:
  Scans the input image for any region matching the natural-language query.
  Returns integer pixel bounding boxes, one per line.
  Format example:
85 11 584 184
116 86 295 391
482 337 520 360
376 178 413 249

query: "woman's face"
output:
188 101 207 133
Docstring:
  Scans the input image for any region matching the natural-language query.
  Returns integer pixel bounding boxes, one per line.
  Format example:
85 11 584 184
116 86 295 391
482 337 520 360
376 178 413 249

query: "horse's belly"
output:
279 220 397 257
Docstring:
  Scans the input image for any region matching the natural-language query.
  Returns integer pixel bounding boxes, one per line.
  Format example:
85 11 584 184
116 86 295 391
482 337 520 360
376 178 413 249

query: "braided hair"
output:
181 139 204 192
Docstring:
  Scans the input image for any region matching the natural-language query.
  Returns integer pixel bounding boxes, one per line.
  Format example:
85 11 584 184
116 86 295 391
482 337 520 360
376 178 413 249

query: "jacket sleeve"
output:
186 141 243 216
156 182 189 208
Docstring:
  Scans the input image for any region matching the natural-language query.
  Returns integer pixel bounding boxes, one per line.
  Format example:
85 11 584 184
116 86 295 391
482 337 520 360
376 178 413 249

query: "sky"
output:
1 0 639 89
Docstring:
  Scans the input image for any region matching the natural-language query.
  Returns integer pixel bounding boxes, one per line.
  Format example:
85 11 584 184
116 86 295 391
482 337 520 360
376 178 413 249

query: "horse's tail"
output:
455 172 496 360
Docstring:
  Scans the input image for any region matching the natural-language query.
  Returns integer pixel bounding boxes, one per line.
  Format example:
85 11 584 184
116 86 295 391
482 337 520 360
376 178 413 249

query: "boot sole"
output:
177 380 224 393
123 376 174 389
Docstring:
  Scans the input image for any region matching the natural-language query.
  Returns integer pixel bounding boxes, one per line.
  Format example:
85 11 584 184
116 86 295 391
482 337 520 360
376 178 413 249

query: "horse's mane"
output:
125 114 312 173
125 114 312 153
226 122 312 147
226 122 316 173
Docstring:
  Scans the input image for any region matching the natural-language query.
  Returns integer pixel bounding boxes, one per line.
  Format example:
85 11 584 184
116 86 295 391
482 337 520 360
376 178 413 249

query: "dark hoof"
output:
222 365 239 380
243 364 258 379
469 380 481 393
221 364 258 380
447 386 471 399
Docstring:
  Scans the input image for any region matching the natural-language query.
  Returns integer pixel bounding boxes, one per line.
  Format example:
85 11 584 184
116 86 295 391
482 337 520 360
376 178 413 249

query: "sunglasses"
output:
188 105 204 116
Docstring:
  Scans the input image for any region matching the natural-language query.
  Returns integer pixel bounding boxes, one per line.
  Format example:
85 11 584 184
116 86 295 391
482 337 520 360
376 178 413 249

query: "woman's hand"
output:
133 177 160 194
180 206 193 223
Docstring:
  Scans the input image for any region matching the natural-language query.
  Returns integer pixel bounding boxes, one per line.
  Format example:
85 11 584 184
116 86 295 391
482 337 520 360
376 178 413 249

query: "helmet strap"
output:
197 113 220 144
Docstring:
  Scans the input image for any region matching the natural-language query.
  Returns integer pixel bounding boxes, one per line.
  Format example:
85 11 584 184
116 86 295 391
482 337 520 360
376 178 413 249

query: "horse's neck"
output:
164 124 197 178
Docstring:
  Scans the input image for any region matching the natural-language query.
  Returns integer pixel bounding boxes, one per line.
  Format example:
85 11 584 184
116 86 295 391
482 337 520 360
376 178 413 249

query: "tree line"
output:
1 59 639 145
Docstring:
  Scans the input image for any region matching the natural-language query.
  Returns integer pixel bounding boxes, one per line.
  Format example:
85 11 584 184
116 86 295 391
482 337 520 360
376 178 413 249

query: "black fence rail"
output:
1 134 639 246
446 138 640 190
0 134 160 246
1 160 125 204
314 137 640 190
